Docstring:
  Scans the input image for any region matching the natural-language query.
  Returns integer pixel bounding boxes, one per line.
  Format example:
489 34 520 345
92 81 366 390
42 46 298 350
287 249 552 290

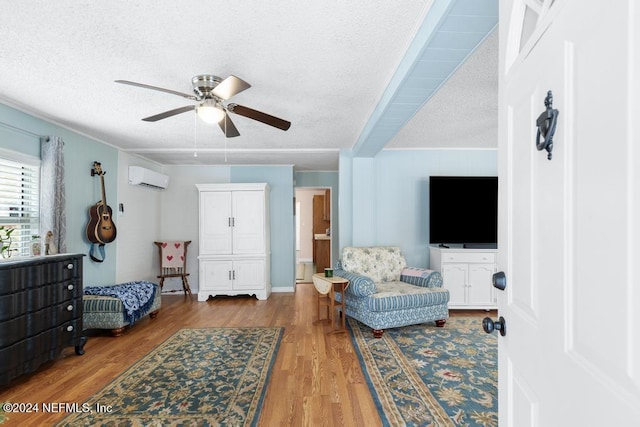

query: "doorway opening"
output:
294 187 331 285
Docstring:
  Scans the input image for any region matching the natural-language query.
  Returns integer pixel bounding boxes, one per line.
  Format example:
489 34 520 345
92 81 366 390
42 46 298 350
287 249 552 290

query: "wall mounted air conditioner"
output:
128 166 169 190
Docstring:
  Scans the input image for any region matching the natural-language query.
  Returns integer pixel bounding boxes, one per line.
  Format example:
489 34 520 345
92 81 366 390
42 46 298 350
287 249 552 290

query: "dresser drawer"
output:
53 299 81 326
0 314 27 348
441 252 495 264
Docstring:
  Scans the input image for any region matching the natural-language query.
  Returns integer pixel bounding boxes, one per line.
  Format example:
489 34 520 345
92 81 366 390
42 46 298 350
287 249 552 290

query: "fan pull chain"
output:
224 115 228 163
193 112 198 157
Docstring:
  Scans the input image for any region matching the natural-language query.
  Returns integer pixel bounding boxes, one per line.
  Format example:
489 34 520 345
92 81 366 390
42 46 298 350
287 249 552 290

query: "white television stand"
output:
429 245 497 310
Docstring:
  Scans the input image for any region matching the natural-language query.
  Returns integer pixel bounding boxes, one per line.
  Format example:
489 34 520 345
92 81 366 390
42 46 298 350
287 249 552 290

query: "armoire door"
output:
231 191 265 254
200 191 232 255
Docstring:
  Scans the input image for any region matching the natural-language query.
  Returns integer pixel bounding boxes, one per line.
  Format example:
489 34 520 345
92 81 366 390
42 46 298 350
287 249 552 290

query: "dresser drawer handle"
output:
67 263 74 270
67 304 74 311
67 284 74 291
66 325 74 332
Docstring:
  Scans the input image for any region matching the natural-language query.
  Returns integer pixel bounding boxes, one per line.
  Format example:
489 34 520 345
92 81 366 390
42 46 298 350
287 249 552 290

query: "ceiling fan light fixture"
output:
196 102 225 124
116 74 289 134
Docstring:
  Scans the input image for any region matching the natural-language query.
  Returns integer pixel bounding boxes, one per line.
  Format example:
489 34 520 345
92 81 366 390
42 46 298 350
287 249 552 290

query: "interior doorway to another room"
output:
294 187 331 284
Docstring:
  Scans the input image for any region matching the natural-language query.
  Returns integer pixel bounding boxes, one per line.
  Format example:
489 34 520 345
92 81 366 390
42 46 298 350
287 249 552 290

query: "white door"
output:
232 191 265 254
233 259 265 290
199 260 233 291
498 1 640 425
468 264 494 306
200 191 233 255
442 264 467 306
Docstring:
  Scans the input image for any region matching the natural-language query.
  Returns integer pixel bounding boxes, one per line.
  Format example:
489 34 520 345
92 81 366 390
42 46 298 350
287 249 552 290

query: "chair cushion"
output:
83 295 123 313
366 281 450 312
341 246 407 283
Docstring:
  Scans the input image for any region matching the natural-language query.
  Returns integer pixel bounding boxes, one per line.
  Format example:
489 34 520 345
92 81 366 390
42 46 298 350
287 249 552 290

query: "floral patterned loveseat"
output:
334 246 449 337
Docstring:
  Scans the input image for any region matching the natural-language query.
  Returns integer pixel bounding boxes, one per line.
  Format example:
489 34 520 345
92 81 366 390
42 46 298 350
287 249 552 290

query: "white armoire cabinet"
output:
196 183 270 301
429 245 497 309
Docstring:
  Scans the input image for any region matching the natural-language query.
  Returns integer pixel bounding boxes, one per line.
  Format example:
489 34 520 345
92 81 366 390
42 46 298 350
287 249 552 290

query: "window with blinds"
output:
0 150 40 257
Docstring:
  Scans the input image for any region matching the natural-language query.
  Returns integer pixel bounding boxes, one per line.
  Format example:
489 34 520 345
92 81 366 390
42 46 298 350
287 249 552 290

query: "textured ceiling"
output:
388 29 498 150
0 1 497 171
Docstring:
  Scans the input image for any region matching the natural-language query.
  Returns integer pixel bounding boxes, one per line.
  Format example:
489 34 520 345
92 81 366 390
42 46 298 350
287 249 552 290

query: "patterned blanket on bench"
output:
84 281 156 325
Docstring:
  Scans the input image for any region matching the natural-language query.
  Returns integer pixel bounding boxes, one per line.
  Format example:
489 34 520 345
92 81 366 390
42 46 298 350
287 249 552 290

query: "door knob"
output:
483 316 507 336
492 271 506 290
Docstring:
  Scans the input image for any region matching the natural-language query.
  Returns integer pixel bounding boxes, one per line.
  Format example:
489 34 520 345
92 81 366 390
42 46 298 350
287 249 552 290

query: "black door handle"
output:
492 271 506 291
483 316 507 337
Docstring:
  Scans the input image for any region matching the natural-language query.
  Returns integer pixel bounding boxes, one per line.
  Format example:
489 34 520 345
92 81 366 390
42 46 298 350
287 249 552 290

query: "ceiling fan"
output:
115 74 291 137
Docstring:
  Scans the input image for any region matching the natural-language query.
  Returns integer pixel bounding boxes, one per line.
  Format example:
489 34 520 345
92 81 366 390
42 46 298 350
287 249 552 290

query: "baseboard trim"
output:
272 285 295 293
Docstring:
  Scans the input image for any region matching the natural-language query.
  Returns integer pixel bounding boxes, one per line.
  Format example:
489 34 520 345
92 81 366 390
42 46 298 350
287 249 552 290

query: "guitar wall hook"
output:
535 90 559 160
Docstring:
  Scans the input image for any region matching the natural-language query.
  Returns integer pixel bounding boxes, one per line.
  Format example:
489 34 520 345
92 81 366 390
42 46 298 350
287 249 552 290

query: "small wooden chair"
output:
154 240 192 298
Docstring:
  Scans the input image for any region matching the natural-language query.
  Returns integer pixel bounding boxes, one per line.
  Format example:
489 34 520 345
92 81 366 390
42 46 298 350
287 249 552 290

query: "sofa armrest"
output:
400 267 443 288
333 268 376 297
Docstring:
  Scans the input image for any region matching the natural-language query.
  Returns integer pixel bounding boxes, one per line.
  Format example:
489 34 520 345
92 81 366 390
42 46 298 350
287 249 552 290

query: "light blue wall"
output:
338 149 354 251
341 149 498 267
0 103 118 286
0 125 39 157
230 165 295 289
294 171 338 190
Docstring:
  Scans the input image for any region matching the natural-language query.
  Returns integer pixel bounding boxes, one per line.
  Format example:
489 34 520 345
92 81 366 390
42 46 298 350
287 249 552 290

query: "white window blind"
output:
0 150 40 257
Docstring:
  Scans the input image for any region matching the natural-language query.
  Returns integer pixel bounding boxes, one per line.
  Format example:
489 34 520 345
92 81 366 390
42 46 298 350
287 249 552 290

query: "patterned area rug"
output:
57 327 283 426
349 317 497 427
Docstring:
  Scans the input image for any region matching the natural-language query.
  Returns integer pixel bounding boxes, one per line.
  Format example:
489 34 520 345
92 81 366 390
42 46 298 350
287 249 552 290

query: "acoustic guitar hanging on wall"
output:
86 161 116 261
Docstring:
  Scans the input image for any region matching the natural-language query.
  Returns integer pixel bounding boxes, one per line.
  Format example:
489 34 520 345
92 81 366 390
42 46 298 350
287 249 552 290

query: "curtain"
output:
40 136 66 253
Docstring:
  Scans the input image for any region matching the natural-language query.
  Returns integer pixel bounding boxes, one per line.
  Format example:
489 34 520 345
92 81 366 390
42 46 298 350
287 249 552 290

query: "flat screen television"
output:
429 176 498 249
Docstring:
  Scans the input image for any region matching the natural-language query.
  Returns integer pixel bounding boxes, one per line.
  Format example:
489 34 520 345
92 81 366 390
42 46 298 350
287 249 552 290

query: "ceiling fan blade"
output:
227 103 291 131
142 105 195 122
211 75 251 100
115 80 198 100
218 112 240 137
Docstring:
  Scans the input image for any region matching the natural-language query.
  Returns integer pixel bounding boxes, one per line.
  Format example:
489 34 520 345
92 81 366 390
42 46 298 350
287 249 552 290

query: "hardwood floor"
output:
0 283 489 426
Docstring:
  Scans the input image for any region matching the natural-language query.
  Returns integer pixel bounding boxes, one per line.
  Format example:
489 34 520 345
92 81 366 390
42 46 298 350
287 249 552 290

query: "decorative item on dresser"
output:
0 225 16 259
196 183 271 301
0 254 86 386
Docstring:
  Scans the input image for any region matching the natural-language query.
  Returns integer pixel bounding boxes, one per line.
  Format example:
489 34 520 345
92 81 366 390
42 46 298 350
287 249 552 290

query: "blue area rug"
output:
57 327 283 426
349 317 498 427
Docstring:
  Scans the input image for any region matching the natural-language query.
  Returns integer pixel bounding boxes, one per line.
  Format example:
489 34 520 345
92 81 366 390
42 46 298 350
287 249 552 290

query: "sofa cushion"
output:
341 246 407 283
400 267 443 288
335 270 377 297
366 281 450 312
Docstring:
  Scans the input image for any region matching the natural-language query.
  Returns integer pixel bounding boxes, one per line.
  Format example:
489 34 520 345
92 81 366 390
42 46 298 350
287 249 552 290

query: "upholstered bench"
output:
83 281 161 336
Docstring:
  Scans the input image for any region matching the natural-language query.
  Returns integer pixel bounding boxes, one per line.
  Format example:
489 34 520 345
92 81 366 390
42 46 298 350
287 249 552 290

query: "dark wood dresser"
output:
0 253 86 386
